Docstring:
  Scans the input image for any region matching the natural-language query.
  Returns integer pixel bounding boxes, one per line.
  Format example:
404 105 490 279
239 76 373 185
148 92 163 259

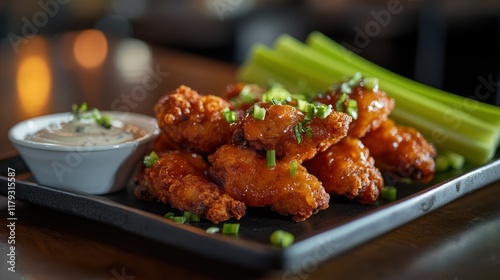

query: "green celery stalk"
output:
306 31 500 127
391 107 494 165
272 35 499 147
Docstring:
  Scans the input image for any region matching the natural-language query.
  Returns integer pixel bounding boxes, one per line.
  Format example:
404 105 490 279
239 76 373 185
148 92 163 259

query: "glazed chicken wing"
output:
209 144 330 222
361 118 436 183
155 85 233 155
135 150 245 223
316 85 395 138
233 103 352 163
304 137 384 204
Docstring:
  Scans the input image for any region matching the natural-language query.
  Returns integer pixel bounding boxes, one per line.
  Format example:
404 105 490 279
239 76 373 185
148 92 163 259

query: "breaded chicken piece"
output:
135 150 245 223
155 85 233 155
209 144 330 222
361 118 436 183
233 103 352 163
304 137 384 204
316 86 395 138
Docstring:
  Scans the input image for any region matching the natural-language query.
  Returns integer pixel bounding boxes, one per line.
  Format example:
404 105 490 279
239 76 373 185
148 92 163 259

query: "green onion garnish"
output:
293 125 302 144
92 108 112 129
435 155 450 172
206 227 220 234
169 216 186 224
143 151 160 168
270 230 295 248
363 77 379 91
346 99 358 120
222 223 240 235
252 104 266 121
163 212 174 219
315 104 332 119
267 150 276 168
222 107 237 124
335 93 346 112
381 186 397 201
289 160 298 176
184 211 200 222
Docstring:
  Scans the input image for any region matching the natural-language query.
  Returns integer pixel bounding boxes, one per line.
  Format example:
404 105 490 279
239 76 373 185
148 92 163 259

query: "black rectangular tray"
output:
1 154 499 271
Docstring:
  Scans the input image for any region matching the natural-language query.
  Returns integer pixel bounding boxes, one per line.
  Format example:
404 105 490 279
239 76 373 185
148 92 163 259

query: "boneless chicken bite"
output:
361 118 436 183
233 102 352 163
154 85 233 155
135 150 245 223
304 137 384 204
209 144 330 222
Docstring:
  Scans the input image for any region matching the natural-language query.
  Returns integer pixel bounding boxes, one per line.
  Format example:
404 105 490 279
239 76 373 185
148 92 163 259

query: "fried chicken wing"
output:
155 85 233 155
361 118 436 183
233 103 352 163
304 137 384 204
316 86 395 138
135 150 245 223
209 144 330 222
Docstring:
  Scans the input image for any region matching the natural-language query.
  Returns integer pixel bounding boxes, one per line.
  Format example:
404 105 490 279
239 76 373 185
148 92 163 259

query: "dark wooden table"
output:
1 32 499 280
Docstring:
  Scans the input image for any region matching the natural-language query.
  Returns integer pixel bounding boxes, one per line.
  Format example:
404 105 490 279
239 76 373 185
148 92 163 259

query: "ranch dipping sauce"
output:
26 116 146 146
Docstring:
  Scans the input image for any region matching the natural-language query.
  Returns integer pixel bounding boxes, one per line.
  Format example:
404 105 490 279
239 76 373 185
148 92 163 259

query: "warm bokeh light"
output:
17 56 51 116
73 29 108 68
114 38 152 82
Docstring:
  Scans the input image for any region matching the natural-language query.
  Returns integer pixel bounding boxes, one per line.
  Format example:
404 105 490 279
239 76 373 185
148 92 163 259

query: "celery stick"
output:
306 31 500 127
391 107 495 165
272 35 499 146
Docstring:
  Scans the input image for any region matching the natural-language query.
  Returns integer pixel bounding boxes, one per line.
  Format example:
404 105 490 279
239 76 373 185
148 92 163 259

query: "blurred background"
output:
1 0 499 105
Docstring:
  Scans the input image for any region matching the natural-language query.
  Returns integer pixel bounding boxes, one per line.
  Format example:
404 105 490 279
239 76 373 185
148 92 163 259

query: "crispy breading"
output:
361 118 436 183
154 85 233 155
304 137 384 204
135 150 245 223
209 144 330 222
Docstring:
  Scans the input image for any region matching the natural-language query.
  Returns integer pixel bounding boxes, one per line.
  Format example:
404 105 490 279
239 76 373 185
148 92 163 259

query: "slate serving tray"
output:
1 153 499 271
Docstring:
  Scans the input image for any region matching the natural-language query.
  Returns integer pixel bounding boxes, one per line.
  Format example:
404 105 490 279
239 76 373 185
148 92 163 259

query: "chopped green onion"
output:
206 227 220 234
293 124 302 144
184 211 200 222
346 99 358 120
163 212 174 219
169 216 186 224
270 230 295 248
381 186 397 201
296 99 310 112
347 72 363 87
437 151 465 171
222 107 237 124
252 104 266 120
335 93 346 112
363 77 379 91
315 104 332 119
143 151 160 168
72 102 88 118
239 84 256 104
435 155 450 172
92 108 112 129
222 223 240 235
340 82 352 94
267 150 276 167
289 160 298 176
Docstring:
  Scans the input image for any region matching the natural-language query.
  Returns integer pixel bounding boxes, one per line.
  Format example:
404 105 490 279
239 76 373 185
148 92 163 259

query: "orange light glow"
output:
17 56 51 116
73 29 108 68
